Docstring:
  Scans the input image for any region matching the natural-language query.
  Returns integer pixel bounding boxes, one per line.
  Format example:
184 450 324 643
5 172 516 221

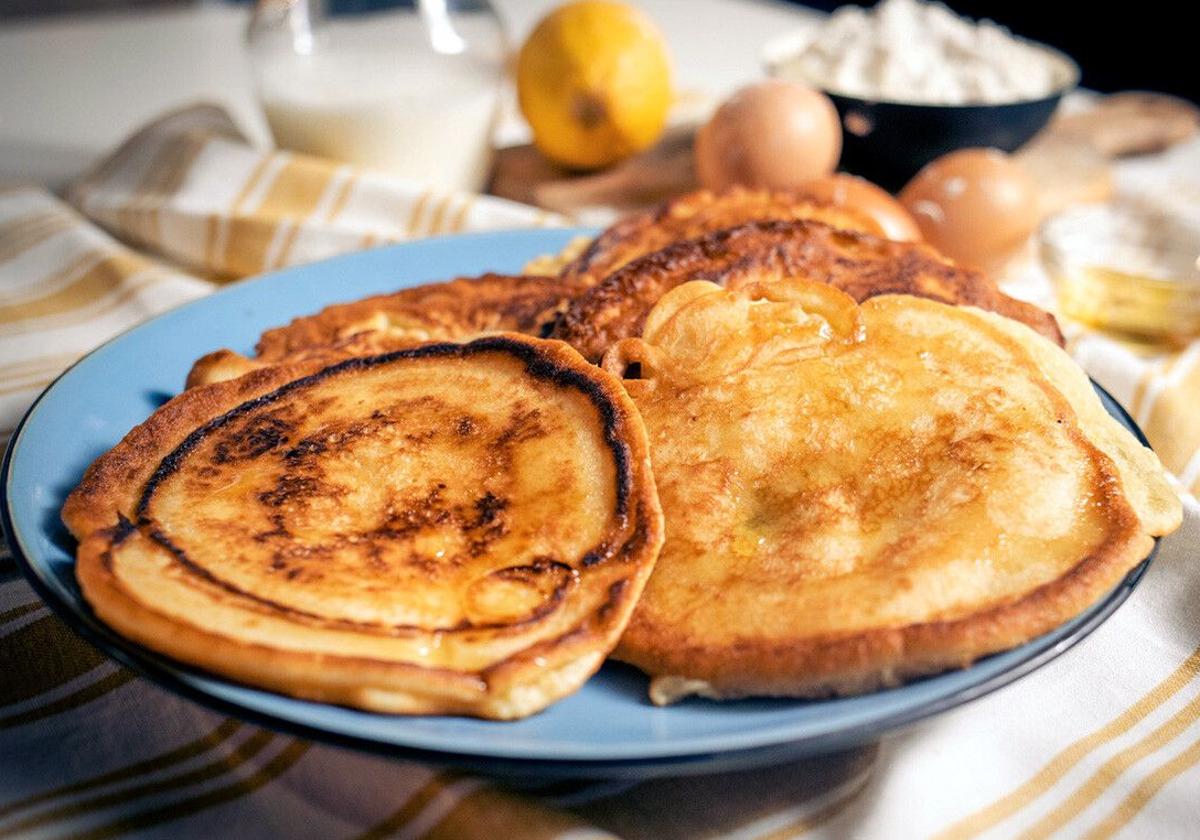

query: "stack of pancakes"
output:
64 187 1182 719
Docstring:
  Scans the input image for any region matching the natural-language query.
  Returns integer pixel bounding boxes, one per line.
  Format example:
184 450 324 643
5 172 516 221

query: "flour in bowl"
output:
775 0 1073 105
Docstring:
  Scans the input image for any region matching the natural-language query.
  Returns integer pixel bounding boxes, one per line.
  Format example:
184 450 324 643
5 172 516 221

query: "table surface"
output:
0 0 817 190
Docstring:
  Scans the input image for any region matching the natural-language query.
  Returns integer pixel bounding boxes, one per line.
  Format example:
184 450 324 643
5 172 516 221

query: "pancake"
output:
552 219 1064 361
64 335 664 720
185 194 887 389
523 234 595 277
187 333 408 390
557 187 882 288
602 280 1179 703
187 272 583 388
968 307 1181 537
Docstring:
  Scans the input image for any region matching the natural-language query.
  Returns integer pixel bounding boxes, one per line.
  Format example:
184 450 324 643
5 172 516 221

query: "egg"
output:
695 80 841 191
795 173 922 241
898 148 1039 267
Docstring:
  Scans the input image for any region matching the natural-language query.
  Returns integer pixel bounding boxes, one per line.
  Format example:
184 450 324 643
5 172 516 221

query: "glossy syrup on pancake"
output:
552 219 1063 361
65 335 663 720
604 280 1177 703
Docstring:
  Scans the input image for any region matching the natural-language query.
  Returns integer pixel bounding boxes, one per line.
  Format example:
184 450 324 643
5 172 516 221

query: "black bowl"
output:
826 88 1072 191
763 36 1080 191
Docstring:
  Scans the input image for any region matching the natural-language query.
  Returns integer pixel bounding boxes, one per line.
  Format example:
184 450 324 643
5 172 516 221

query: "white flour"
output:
776 0 1073 105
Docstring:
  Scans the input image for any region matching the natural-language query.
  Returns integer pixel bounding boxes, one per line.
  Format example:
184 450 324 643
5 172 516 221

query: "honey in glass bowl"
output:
1040 203 1200 345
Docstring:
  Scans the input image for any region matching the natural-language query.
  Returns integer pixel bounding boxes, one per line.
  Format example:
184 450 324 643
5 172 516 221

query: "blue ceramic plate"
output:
1 229 1157 778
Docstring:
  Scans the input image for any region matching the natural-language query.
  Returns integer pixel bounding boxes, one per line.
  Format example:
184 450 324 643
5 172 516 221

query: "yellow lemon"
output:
517 1 672 170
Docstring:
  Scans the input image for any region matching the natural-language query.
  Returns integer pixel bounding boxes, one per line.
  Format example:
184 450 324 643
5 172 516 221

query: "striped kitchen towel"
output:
0 186 210 451
1 104 1199 839
66 104 559 282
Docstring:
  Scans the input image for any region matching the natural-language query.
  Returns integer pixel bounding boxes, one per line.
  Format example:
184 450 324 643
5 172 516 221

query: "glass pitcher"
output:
247 0 507 193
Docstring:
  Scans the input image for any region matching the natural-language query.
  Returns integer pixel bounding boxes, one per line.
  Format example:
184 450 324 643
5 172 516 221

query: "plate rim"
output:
0 229 1161 775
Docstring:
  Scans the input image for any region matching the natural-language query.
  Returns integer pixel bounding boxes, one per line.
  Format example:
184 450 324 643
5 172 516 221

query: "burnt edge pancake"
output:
552 219 1064 361
65 334 664 719
186 272 588 389
255 273 584 361
557 187 882 288
138 341 635 633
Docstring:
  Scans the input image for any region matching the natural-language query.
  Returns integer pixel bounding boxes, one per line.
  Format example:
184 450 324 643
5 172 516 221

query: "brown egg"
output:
796 174 921 241
695 80 841 191
898 148 1039 267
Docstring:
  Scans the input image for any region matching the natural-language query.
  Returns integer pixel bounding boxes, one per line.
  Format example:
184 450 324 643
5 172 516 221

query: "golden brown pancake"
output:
552 219 1064 361
557 187 882 288
185 194 884 389
603 280 1178 703
255 273 579 359
187 333 411 390
187 272 583 389
523 235 595 277
968 307 1181 537
64 335 664 720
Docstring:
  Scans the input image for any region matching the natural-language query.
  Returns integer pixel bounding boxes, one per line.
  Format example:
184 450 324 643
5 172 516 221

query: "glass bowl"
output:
1040 203 1200 345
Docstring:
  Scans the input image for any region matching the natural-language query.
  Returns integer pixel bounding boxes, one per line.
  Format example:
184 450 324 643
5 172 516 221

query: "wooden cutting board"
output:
489 92 1199 222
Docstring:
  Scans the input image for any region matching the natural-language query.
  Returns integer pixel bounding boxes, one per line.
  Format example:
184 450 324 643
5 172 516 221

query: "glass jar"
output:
247 0 507 193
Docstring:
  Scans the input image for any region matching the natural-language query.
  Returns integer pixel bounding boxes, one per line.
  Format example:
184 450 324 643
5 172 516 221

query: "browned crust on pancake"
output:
255 273 584 362
552 220 1064 361
76 529 644 715
558 187 883 287
611 295 1147 701
65 335 664 719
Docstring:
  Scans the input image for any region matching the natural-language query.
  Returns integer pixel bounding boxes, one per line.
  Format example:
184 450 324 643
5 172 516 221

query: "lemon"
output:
517 1 672 170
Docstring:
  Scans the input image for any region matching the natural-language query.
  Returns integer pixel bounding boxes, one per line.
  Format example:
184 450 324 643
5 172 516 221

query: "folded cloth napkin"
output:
1 105 1199 840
